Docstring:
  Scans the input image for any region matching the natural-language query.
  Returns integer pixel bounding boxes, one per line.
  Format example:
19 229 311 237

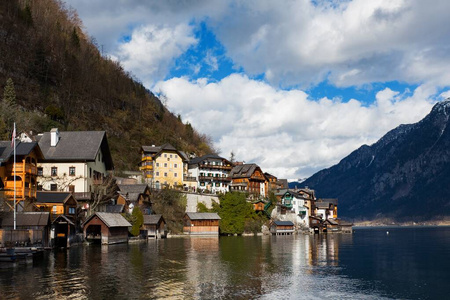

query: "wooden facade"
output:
229 164 268 198
143 214 166 238
183 212 220 235
35 191 78 223
82 212 131 244
270 221 295 235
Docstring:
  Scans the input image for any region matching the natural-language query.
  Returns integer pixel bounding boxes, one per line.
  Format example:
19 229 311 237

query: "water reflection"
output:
0 228 448 299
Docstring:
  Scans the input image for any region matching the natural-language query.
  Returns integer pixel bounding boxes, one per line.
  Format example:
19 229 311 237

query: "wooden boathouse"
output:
270 220 295 235
142 214 166 239
183 212 220 236
82 212 131 244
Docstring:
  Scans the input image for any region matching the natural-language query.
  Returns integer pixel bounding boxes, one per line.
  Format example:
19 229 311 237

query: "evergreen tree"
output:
1 78 18 139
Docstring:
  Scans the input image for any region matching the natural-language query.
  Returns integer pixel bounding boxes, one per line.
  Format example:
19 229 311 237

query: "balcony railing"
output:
199 164 232 171
199 176 231 182
184 176 197 182
4 187 33 199
7 163 37 175
140 165 153 171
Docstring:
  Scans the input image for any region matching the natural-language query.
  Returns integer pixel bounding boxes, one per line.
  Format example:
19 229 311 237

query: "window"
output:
164 172 168 177
51 167 57 176
174 163 178 168
164 163 167 167
200 182 205 186
156 172 159 176
52 206 57 214
156 163 159 167
68 207 76 215
174 173 177 177
69 185 75 193
37 167 43 176
164 154 167 158
50 184 57 191
170 154 173 158
69 167 75 176
174 154 178 159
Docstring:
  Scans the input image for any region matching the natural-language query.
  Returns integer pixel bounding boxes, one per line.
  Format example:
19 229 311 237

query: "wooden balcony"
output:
199 176 231 182
140 164 153 171
199 164 232 171
4 187 34 199
141 156 153 162
6 163 37 175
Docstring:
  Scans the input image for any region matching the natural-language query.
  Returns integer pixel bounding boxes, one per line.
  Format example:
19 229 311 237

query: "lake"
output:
1 226 449 299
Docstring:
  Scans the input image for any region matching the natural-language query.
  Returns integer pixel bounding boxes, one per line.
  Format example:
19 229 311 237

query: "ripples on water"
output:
0 226 449 299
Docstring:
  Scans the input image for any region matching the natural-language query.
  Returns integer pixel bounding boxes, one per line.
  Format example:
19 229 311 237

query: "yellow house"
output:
140 144 188 189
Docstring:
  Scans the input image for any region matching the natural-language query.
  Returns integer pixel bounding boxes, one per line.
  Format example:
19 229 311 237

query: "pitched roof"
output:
38 130 113 169
315 202 333 209
143 214 164 225
36 191 73 204
1 212 50 227
106 204 125 213
141 143 187 161
52 215 75 226
118 184 148 194
230 163 260 178
278 179 289 189
82 212 131 228
185 212 221 220
273 220 294 226
0 141 42 164
189 154 231 166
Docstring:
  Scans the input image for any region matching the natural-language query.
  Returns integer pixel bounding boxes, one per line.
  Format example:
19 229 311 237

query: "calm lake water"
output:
1 226 449 299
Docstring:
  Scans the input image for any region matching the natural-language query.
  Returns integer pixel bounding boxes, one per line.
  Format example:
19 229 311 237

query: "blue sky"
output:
65 0 450 180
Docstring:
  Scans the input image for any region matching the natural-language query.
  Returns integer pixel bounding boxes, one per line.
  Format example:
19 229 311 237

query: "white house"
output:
280 189 316 227
188 154 232 194
36 128 114 201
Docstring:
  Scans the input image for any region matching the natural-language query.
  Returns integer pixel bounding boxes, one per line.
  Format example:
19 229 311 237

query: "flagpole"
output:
13 122 16 230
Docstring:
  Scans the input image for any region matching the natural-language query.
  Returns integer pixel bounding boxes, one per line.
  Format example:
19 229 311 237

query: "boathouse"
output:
270 220 295 235
142 214 166 239
183 212 220 235
0 212 50 247
82 212 131 244
52 215 77 248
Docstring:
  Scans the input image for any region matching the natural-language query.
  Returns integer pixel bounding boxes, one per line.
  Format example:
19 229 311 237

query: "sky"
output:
65 0 450 180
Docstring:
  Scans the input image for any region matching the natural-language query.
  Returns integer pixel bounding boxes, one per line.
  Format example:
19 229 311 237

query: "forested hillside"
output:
0 0 213 171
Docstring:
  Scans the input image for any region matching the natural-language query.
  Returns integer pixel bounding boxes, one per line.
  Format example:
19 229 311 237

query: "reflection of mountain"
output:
302 100 450 221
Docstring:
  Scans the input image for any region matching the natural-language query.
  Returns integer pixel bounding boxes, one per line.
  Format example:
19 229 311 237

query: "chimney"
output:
50 128 60 147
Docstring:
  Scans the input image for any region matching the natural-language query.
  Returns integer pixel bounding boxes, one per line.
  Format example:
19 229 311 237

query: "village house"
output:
82 212 131 244
140 143 189 189
315 198 338 221
183 212 221 235
188 154 232 194
280 189 316 227
116 184 151 214
142 214 166 239
35 191 78 223
229 164 268 198
0 140 43 212
36 129 114 205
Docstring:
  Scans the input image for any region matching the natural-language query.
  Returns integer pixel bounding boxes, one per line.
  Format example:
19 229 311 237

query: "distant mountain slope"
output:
301 100 450 221
0 0 213 171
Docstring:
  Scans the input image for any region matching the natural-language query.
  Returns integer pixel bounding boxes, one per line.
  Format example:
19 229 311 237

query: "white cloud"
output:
116 24 197 87
156 75 435 179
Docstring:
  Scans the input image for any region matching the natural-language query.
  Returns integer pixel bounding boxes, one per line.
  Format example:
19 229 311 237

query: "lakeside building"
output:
82 212 131 244
229 163 268 198
116 184 152 214
188 154 232 194
0 140 43 211
140 143 189 189
183 212 221 235
143 214 166 239
280 189 316 227
35 129 114 204
35 191 78 223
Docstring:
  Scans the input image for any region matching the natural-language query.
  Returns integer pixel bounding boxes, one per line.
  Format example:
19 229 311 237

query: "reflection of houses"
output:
36 128 114 199
280 189 315 227
82 212 131 244
143 214 166 239
322 218 353 233
0 212 51 247
35 191 78 223
0 141 43 211
229 164 268 198
140 144 188 189
183 212 220 235
270 220 294 235
117 184 151 214
188 154 232 194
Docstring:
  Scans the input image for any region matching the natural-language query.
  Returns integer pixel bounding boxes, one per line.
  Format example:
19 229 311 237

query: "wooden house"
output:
270 220 295 235
0 212 50 247
82 212 131 244
252 199 266 212
0 141 43 212
143 214 166 238
229 164 268 198
183 212 220 235
117 184 151 214
35 191 78 223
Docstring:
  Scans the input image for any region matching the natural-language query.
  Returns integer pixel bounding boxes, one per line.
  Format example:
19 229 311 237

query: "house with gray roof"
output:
36 128 114 202
183 212 221 235
1 212 51 246
140 143 189 189
143 214 166 238
82 212 131 244
188 154 232 194
229 163 268 198
117 184 151 213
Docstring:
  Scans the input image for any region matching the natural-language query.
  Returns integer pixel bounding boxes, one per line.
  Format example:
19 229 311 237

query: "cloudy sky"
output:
65 0 450 180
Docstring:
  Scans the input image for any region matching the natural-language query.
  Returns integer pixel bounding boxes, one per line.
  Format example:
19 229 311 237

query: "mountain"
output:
301 100 450 221
0 0 213 172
